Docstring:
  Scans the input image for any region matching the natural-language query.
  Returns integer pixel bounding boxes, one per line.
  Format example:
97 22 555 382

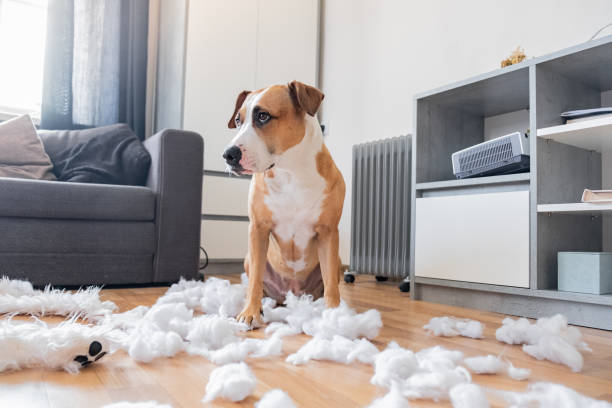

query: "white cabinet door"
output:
415 190 529 287
183 0 258 172
183 0 319 171
202 176 251 216
256 0 319 88
201 220 249 260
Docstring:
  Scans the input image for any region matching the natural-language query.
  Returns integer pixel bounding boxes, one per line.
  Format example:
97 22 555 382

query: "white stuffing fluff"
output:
371 342 420 388
201 336 283 365
302 302 383 340
102 402 171 408
199 277 246 317
366 384 410 408
495 314 590 372
499 382 612 408
423 316 484 339
202 362 257 403
506 361 531 381
463 354 531 380
255 389 297 408
286 335 379 365
449 383 489 408
0 317 113 373
127 328 185 363
0 276 116 320
371 343 471 401
463 355 506 374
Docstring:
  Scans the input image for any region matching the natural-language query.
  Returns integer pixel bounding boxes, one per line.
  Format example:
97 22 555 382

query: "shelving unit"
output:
410 35 612 330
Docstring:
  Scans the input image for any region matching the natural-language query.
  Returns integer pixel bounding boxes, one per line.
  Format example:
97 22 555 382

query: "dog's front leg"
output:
237 222 270 327
316 225 341 308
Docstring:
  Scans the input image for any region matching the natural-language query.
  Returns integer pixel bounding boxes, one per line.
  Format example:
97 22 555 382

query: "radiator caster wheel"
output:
375 276 389 282
399 280 410 293
344 274 355 284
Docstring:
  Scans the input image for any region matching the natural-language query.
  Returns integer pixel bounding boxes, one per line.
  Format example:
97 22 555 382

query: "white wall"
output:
319 0 612 262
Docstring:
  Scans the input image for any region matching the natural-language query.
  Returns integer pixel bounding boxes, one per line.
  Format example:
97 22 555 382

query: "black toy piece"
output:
399 280 410 292
375 276 388 282
344 273 355 283
74 341 107 367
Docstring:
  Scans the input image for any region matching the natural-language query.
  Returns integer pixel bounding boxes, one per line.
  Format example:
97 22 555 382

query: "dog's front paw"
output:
73 341 107 368
237 304 263 329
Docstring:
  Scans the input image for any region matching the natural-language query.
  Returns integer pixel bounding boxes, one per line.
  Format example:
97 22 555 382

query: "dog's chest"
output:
264 169 326 251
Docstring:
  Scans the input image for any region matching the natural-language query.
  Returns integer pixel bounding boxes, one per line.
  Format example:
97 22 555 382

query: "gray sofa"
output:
0 127 203 286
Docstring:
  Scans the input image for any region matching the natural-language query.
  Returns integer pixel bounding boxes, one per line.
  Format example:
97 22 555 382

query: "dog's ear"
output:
228 90 251 129
288 80 324 117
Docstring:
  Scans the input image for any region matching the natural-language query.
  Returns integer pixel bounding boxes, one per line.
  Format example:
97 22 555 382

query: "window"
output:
0 0 48 121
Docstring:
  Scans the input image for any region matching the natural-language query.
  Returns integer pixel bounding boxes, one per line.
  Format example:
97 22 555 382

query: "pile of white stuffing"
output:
1 274 610 408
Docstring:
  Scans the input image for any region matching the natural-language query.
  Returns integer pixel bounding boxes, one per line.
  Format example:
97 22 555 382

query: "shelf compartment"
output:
537 116 612 153
416 173 530 191
538 202 612 215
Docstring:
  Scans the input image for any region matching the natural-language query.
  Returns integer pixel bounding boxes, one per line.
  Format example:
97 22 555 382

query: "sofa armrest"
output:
144 129 203 282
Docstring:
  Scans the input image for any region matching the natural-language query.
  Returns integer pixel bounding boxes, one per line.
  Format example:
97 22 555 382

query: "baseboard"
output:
202 259 244 275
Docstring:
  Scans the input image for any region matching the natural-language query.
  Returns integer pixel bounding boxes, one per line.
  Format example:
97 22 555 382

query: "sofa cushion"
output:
0 177 154 221
0 115 56 181
0 218 154 254
38 124 151 185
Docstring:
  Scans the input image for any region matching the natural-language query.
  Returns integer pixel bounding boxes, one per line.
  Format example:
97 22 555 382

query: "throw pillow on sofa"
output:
0 114 56 180
38 124 151 186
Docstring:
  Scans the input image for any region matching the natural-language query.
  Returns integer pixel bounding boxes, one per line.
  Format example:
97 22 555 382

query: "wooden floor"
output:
1 275 612 407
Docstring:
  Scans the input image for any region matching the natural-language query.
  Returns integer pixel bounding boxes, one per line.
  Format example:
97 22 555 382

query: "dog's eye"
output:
235 115 241 126
257 111 271 124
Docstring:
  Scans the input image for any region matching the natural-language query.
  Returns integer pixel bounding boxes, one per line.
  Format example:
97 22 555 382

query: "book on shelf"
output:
582 189 612 203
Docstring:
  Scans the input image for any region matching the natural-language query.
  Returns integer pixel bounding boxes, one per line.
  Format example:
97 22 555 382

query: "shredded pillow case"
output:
0 114 56 181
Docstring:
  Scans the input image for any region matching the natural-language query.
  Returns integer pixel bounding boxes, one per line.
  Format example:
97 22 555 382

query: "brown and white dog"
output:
223 81 345 327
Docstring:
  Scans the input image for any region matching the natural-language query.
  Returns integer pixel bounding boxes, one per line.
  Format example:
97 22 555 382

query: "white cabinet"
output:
415 190 530 288
183 0 320 172
201 220 249 260
173 0 319 260
202 176 251 217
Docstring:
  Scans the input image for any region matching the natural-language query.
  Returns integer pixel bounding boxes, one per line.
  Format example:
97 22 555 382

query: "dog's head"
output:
223 81 324 175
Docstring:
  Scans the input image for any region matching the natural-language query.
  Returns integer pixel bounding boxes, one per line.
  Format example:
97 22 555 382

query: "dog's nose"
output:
223 146 242 166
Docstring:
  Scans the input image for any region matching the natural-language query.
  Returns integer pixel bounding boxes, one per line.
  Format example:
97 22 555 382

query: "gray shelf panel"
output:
415 66 529 117
415 173 530 191
415 34 612 103
414 277 612 306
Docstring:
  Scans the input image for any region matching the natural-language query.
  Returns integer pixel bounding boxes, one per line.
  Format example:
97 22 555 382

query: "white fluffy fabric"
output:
371 342 471 401
202 362 257 403
499 382 612 408
449 383 490 408
0 276 116 320
366 385 410 408
0 317 113 373
255 389 297 408
495 314 590 372
102 402 171 408
286 335 378 365
423 316 484 339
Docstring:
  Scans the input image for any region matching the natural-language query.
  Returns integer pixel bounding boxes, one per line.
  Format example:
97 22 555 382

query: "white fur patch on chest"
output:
264 167 326 256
